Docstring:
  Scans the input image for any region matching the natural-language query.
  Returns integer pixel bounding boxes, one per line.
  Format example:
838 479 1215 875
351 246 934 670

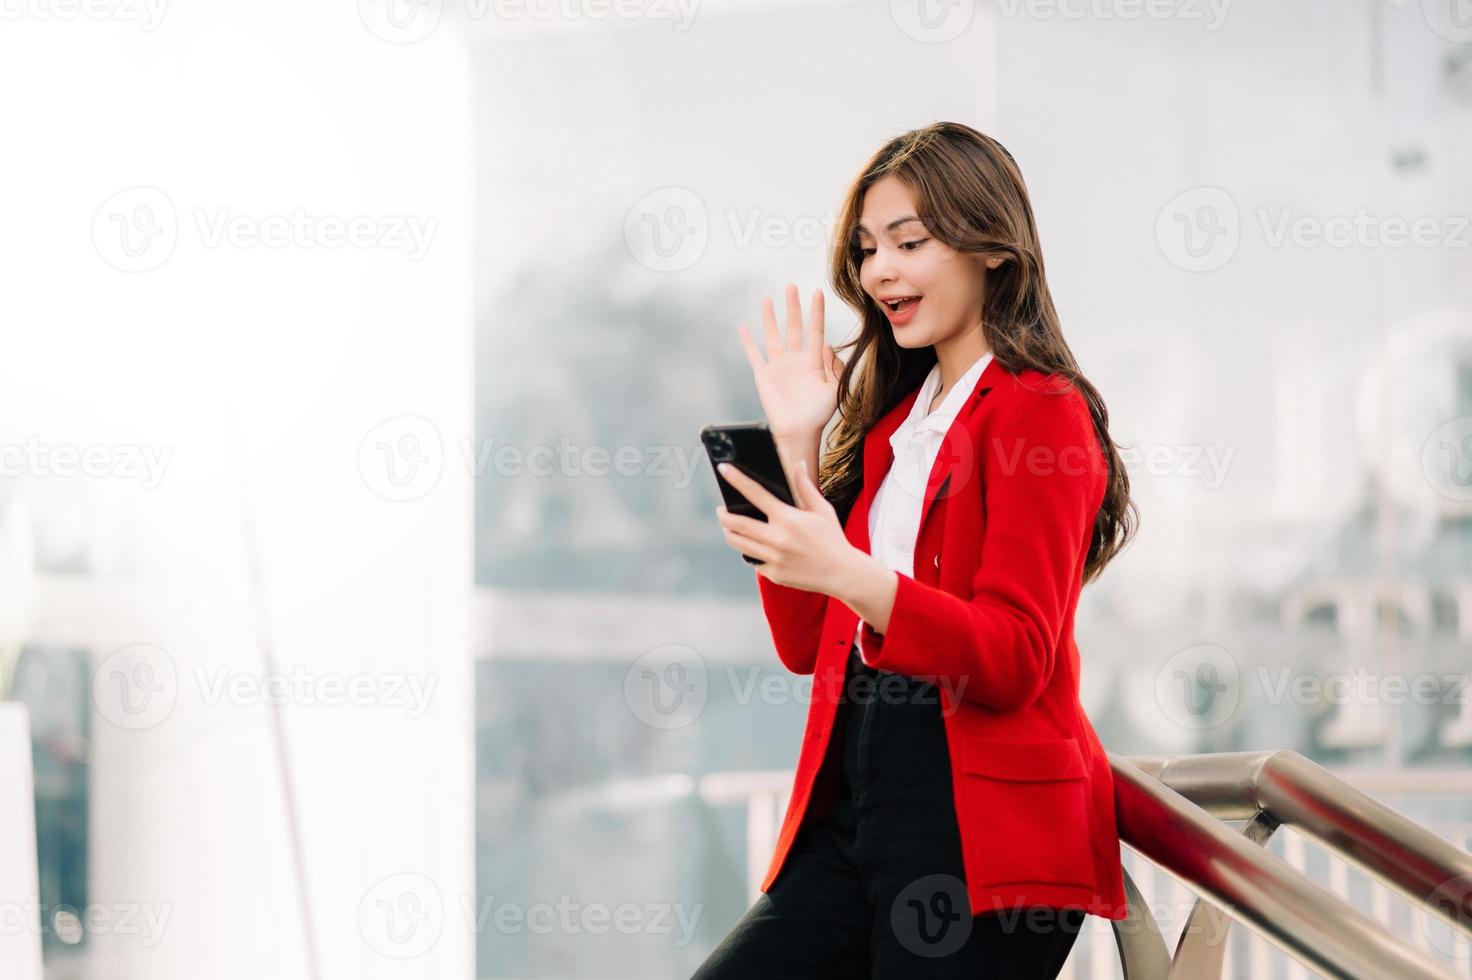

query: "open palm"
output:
737 284 843 440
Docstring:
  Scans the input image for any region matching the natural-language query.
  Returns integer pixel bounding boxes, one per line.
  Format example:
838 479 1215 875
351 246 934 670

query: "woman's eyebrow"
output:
855 215 922 236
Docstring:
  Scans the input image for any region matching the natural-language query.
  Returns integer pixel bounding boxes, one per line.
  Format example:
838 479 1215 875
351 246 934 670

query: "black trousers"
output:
693 642 1085 979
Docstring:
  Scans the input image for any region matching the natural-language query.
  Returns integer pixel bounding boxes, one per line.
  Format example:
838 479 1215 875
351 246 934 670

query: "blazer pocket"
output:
958 736 1098 890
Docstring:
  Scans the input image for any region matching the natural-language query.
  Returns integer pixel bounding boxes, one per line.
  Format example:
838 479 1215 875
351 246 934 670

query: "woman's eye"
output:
859 239 927 258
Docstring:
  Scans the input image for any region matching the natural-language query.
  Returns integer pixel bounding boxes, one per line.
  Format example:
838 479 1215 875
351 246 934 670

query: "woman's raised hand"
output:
737 284 843 441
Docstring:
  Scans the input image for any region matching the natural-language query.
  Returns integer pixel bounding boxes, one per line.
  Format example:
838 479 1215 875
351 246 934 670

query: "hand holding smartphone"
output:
700 422 796 565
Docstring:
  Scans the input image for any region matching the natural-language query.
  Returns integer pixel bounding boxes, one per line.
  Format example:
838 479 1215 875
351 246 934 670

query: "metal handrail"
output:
1123 750 1472 935
1108 753 1463 979
701 752 1472 979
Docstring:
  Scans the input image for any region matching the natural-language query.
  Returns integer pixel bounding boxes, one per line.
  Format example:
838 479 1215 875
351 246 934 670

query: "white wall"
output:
0 4 474 978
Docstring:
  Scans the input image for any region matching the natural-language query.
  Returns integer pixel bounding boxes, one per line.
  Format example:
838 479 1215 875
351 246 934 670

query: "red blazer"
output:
754 356 1129 921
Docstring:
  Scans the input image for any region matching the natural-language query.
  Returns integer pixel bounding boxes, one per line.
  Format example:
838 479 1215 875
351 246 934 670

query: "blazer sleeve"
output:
755 571 828 676
857 382 1106 712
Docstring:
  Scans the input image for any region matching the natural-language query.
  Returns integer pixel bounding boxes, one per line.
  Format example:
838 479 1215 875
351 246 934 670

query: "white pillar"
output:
0 6 474 979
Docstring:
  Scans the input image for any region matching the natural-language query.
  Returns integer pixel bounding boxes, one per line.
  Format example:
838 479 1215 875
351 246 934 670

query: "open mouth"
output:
882 296 921 314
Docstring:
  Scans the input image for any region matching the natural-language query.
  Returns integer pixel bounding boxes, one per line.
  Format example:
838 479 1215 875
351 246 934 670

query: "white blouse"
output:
854 351 995 662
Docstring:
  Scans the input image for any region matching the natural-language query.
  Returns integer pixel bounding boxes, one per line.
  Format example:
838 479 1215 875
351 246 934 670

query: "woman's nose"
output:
868 249 898 286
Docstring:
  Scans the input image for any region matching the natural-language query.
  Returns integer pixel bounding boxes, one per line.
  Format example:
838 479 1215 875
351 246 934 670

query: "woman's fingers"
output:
721 526 778 565
806 288 824 357
716 504 776 539
760 295 783 360
736 323 766 377
784 283 803 352
754 285 822 362
717 461 784 518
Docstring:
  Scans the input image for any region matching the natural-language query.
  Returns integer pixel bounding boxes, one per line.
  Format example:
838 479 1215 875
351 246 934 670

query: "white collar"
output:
890 351 994 452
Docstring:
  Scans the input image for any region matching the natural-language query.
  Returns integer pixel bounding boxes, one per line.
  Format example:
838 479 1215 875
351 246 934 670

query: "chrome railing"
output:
698 751 1472 979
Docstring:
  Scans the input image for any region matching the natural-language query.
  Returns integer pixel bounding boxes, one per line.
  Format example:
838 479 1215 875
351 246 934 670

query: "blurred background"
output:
1 0 1470 977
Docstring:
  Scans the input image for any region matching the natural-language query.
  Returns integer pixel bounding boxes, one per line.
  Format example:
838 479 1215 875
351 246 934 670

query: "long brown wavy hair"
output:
819 121 1136 585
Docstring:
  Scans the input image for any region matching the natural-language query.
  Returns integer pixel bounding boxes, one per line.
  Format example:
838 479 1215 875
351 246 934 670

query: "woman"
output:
694 122 1137 978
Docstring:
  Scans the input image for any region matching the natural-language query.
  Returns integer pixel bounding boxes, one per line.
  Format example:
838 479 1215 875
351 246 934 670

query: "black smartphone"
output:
700 421 797 565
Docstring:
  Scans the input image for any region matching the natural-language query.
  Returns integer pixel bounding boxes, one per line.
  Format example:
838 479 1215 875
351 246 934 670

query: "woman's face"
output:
856 174 993 350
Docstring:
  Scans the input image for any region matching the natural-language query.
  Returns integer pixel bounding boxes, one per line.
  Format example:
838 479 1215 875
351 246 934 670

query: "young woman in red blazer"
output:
695 122 1137 978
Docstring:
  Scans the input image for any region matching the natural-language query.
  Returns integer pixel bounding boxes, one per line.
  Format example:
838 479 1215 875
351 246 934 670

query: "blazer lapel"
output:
849 356 1009 556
